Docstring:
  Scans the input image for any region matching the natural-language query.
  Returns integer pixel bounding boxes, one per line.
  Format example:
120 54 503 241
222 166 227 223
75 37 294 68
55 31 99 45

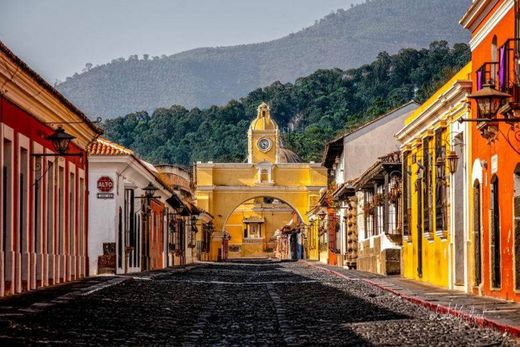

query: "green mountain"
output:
102 41 471 165
58 0 470 119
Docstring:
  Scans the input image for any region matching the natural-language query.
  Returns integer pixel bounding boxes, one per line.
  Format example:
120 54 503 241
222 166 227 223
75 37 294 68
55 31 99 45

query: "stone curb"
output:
304 261 520 337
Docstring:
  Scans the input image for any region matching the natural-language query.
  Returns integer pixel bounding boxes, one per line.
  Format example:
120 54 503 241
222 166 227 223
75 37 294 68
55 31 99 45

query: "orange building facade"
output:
461 0 520 300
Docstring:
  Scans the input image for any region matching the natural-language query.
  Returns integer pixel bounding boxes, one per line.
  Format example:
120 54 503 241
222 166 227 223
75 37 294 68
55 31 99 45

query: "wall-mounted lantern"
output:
467 84 511 119
32 127 82 157
446 150 459 175
142 182 159 200
435 149 459 175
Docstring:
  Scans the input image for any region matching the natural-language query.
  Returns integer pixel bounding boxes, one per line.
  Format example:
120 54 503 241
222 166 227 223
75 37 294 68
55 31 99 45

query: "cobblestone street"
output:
0 260 516 346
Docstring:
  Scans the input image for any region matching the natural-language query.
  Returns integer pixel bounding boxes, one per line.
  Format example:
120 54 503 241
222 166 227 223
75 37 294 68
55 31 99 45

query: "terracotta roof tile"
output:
88 138 134 156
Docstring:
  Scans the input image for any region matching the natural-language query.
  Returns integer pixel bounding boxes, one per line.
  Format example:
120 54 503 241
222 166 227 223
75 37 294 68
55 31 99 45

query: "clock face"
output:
257 138 272 152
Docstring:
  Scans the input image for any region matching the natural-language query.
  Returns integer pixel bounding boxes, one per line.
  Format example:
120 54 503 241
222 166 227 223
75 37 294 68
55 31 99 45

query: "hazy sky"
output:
0 0 360 82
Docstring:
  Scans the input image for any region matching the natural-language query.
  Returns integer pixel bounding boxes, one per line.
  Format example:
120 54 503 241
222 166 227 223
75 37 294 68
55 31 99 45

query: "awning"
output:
166 193 191 216
332 182 356 200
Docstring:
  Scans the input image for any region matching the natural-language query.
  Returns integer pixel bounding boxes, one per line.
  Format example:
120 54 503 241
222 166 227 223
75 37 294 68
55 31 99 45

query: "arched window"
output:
473 180 482 286
260 169 269 183
490 175 501 288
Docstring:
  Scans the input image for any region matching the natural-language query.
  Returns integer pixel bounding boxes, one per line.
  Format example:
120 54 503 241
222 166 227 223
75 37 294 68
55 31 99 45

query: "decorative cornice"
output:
396 81 472 145
465 0 514 50
460 0 499 30
196 185 324 192
196 162 323 169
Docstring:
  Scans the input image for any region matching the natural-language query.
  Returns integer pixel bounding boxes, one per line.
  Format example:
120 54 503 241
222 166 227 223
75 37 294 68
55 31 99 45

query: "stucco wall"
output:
88 168 120 276
343 103 418 181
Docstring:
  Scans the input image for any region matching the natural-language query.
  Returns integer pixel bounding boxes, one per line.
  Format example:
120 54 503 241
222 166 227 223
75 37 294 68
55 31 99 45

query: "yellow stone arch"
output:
195 103 327 260
221 194 306 230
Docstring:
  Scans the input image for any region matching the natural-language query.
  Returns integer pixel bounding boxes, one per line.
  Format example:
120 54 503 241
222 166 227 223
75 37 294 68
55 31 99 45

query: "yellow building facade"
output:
396 64 472 290
195 103 327 261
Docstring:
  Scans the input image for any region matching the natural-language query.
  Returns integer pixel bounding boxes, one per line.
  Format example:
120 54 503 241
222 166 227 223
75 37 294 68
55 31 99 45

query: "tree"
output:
83 63 93 72
102 42 470 166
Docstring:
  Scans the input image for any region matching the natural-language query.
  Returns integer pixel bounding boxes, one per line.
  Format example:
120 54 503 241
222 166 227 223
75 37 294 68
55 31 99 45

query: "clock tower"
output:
248 102 280 164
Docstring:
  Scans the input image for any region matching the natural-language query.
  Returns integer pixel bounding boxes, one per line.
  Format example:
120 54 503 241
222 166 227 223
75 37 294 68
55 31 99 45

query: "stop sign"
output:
97 176 114 192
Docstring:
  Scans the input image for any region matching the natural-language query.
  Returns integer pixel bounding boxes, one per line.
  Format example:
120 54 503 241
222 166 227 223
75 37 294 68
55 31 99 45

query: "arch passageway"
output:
195 103 327 261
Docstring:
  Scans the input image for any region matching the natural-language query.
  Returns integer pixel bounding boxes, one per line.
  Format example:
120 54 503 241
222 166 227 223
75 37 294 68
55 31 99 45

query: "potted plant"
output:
373 193 385 206
363 203 374 216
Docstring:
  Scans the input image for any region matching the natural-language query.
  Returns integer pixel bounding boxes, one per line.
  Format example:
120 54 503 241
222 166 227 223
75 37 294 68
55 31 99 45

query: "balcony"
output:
472 41 520 140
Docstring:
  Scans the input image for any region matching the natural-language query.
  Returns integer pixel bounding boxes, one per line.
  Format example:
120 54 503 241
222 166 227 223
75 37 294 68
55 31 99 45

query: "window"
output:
58 166 64 280
490 175 501 288
3 139 12 283
78 177 85 262
245 223 262 238
403 152 411 237
34 157 42 256
260 169 269 183
19 146 29 288
423 138 432 234
178 220 185 253
58 167 64 256
69 172 75 260
515 167 520 290
364 190 374 238
19 148 28 258
416 162 423 235
434 129 446 231
375 185 384 235
388 174 400 234
46 161 54 256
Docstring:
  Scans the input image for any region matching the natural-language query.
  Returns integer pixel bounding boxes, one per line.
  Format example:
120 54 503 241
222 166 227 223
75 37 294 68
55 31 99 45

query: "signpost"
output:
97 176 114 199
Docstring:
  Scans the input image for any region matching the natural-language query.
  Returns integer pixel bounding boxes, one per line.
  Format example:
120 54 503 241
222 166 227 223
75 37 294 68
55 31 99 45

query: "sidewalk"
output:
0 263 201 317
305 261 520 337
0 275 127 327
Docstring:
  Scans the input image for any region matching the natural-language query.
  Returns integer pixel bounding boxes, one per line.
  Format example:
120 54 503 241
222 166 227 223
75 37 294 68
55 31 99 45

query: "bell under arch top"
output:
250 102 278 131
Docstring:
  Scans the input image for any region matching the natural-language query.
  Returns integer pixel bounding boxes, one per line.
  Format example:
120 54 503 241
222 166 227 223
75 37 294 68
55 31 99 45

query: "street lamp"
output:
32 127 82 157
48 127 75 154
467 83 511 119
142 182 159 199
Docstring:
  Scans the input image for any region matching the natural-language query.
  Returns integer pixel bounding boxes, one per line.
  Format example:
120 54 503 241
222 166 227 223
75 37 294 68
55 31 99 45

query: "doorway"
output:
453 133 465 286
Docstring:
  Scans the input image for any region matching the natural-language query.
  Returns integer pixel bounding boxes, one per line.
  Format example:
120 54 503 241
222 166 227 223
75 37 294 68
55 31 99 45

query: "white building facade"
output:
88 138 174 275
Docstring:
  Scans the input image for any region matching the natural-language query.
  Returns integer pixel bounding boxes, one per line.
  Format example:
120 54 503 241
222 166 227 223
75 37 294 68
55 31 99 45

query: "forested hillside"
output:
103 42 470 165
58 0 470 118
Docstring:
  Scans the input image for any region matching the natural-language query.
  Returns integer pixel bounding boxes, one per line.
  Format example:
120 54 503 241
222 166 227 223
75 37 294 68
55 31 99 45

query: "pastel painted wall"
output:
398 64 472 290
344 102 418 181
465 0 520 301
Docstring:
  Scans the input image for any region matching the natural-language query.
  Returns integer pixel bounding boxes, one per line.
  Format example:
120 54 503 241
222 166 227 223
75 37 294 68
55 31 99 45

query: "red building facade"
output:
461 0 520 300
0 41 101 296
